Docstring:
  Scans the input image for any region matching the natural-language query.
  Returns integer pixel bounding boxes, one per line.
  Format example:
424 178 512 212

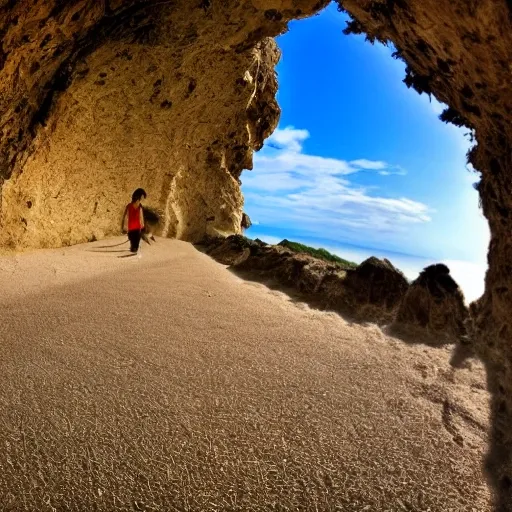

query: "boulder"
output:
205 234 259 266
241 213 252 230
344 257 409 311
396 264 469 339
318 257 408 321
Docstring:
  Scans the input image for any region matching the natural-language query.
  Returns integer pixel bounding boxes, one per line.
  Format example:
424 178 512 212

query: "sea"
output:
245 226 487 304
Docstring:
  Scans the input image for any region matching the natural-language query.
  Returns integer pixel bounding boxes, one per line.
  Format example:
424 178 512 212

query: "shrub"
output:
277 239 358 269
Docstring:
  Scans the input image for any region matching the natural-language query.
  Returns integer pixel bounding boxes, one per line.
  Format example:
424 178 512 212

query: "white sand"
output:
0 237 491 510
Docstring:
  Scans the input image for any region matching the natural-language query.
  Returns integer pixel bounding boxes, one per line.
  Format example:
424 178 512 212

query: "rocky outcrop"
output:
396 264 469 341
201 235 409 322
314 256 409 321
343 256 409 313
241 212 253 230
203 234 255 266
208 236 466 337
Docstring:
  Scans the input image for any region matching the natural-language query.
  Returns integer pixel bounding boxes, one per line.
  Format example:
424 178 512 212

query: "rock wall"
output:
2 0 512 508
0 0 328 248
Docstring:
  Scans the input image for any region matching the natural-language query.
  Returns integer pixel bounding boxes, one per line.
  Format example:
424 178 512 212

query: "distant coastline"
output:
245 226 487 304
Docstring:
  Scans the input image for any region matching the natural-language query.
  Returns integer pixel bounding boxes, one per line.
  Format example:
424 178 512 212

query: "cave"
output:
1 0 512 509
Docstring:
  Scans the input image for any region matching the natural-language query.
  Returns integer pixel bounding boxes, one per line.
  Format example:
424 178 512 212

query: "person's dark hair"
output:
131 188 147 202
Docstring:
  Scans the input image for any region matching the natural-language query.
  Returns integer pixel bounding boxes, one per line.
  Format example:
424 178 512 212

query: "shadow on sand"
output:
217 258 506 510
227 264 451 347
86 249 131 254
94 241 129 249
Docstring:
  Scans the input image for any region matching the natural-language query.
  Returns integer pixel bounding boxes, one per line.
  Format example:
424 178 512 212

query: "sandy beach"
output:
0 238 491 511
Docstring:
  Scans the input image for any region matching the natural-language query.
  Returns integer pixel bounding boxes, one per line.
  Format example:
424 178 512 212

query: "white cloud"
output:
350 159 387 170
350 158 406 176
242 127 431 242
267 127 309 152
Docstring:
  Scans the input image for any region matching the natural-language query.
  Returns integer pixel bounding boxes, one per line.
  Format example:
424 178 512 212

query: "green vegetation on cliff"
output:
277 239 358 269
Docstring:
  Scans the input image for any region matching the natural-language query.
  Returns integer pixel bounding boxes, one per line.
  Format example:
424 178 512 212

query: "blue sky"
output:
241 3 489 279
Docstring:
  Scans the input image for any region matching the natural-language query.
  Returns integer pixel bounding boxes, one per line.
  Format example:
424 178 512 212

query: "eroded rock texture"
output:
0 0 328 247
396 263 469 342
2 0 512 509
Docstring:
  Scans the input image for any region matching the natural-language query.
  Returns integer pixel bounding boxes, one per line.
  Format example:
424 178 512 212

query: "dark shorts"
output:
128 229 141 252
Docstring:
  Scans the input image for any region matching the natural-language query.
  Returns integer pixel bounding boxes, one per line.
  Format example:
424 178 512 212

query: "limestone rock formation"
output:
396 263 469 341
0 0 329 248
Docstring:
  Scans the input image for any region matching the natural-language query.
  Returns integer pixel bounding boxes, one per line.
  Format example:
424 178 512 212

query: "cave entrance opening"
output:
241 3 490 305
240 2 500 508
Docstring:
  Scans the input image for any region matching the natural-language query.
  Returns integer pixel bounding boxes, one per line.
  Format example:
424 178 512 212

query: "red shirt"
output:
127 203 142 231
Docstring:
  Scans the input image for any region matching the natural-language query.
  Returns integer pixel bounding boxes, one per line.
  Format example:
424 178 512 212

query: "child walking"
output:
122 188 146 253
